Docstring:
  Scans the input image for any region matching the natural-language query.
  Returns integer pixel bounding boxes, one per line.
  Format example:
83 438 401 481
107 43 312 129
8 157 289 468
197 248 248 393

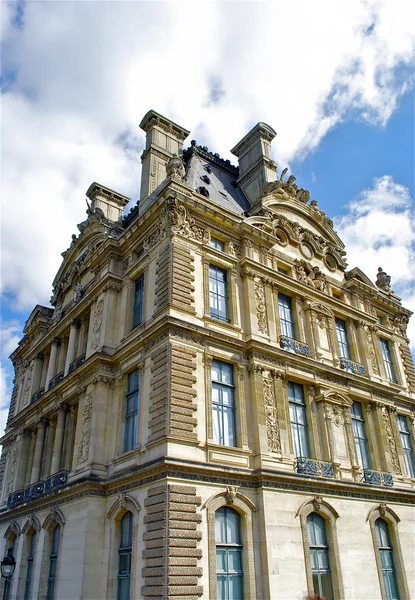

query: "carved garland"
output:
262 372 281 453
77 394 93 464
254 279 268 335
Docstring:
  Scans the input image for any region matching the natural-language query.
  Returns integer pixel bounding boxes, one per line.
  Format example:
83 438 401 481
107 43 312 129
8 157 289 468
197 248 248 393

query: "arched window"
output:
117 512 133 600
23 530 37 600
307 513 334 600
215 507 243 600
46 524 60 600
375 519 400 600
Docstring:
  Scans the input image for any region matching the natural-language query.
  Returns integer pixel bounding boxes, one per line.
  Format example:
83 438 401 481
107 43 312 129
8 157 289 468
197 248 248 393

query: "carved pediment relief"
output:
314 390 352 408
305 302 334 319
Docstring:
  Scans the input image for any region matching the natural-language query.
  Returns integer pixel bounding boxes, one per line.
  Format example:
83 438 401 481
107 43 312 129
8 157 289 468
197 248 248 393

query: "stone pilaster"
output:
64 319 80 375
30 418 47 483
142 483 203 599
50 404 67 474
46 337 60 388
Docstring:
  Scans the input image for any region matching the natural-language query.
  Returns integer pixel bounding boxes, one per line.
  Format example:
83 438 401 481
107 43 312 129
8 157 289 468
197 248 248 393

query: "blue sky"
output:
1 0 414 432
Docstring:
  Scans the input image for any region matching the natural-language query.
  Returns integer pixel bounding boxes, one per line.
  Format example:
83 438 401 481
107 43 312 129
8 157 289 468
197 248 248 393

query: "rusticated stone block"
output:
142 484 203 599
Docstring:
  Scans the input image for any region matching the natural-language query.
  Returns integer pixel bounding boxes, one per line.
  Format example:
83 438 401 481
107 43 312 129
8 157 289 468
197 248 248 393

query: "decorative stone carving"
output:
363 324 380 375
379 503 387 517
262 167 310 204
92 298 104 350
383 408 402 475
376 267 392 292
294 259 327 293
228 241 242 259
226 486 238 504
77 394 93 464
166 155 185 181
73 281 83 303
255 279 268 335
325 404 344 427
262 374 281 453
388 314 409 336
312 495 323 511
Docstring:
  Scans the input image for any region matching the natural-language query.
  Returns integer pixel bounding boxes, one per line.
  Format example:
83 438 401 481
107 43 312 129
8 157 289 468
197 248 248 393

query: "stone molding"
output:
42 507 65 530
107 493 141 519
21 514 41 534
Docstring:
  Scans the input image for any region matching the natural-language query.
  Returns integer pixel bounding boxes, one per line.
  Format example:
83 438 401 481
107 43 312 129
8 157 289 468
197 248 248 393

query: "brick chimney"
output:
230 122 277 204
139 110 190 203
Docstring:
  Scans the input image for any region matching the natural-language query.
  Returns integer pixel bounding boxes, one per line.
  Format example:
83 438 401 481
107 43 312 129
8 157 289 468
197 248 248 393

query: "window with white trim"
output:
212 360 236 447
215 507 243 600
397 415 415 478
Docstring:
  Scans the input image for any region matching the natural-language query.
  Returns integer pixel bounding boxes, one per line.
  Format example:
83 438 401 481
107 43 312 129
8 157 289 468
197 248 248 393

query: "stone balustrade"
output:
30 388 45 404
48 371 64 390
7 470 68 508
68 354 86 374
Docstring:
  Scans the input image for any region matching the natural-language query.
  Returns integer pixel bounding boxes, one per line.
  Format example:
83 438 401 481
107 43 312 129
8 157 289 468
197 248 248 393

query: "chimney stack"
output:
139 110 190 204
231 122 277 205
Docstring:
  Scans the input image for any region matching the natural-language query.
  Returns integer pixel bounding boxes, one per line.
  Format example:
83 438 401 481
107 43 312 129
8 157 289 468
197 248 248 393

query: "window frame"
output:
375 518 400 600
278 293 296 339
379 338 398 383
215 506 244 599
397 415 415 478
23 530 37 600
288 382 310 458
132 274 145 329
46 524 60 600
210 237 225 252
350 402 371 469
307 512 334 600
211 360 236 447
117 512 133 600
209 264 230 323
335 317 351 360
123 370 140 454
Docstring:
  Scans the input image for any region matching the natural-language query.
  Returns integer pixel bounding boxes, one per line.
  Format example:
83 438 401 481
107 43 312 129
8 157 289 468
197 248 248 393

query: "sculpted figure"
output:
376 267 391 292
166 155 185 180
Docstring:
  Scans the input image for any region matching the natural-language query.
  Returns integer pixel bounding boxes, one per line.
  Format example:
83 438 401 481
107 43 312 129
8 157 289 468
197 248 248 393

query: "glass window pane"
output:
227 550 242 572
216 549 227 572
225 509 241 544
223 407 235 446
216 575 226 600
213 405 222 444
215 508 226 543
321 572 334 600
228 575 243 599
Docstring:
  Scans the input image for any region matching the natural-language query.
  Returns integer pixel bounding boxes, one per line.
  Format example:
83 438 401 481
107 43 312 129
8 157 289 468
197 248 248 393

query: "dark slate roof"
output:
182 142 251 215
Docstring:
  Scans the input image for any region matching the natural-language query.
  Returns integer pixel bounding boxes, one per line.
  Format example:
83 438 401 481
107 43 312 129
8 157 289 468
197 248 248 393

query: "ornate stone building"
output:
0 110 414 600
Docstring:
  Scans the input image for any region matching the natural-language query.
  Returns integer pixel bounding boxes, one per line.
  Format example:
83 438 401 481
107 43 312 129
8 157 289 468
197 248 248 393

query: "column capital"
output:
36 416 48 427
51 336 61 345
70 318 81 328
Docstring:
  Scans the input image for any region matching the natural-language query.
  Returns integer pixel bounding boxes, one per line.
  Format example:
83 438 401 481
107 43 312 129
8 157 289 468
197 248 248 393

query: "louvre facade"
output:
0 110 414 600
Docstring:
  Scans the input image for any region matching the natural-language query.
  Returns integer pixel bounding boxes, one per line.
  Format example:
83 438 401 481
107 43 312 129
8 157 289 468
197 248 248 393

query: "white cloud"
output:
335 175 414 349
0 1 413 361
0 320 23 435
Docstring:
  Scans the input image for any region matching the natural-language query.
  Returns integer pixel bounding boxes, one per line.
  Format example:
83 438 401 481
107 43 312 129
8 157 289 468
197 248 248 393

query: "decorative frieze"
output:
142 483 203 599
399 342 415 392
382 408 402 475
363 324 380 376
92 298 104 350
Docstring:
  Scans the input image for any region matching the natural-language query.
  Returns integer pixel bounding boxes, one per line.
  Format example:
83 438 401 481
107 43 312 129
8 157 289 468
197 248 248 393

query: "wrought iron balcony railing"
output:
30 388 45 404
7 490 24 509
45 470 68 492
7 471 69 510
296 457 334 478
339 357 366 376
68 354 86 374
48 371 64 390
363 468 393 487
24 481 45 502
280 336 310 358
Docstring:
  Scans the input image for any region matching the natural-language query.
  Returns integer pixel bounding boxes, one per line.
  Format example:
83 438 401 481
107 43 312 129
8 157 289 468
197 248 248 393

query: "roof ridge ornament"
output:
376 267 393 293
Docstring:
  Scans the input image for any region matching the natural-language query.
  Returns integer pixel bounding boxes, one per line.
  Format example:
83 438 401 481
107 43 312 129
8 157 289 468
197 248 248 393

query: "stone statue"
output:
376 267 391 292
73 281 83 303
166 155 185 181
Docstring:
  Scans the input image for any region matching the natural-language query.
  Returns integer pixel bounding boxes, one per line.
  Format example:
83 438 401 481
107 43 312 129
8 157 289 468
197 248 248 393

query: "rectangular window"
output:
24 531 37 600
278 293 296 339
123 370 139 453
209 265 230 322
397 415 415 478
132 275 144 329
351 402 371 469
335 318 351 359
210 237 225 252
380 339 397 383
288 382 310 457
212 360 236 447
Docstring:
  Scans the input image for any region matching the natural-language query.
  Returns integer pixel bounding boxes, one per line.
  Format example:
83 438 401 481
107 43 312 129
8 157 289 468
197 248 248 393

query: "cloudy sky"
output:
1 0 414 432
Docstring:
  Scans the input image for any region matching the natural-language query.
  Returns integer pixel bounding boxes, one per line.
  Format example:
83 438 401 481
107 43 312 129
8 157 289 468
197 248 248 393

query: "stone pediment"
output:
344 267 376 288
23 305 54 336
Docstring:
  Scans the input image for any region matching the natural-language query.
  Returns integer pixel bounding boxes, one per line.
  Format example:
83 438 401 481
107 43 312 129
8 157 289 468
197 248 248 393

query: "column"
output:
30 418 47 483
46 337 60 388
343 406 360 480
29 353 44 397
64 319 79 375
50 404 67 474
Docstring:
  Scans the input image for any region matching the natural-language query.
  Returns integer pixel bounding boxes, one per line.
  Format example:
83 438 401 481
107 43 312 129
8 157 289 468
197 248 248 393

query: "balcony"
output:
339 357 366 376
30 388 45 404
296 457 334 478
24 480 45 502
48 371 64 390
363 469 393 487
45 470 68 492
7 490 24 509
280 336 310 358
7 470 68 510
68 354 86 374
